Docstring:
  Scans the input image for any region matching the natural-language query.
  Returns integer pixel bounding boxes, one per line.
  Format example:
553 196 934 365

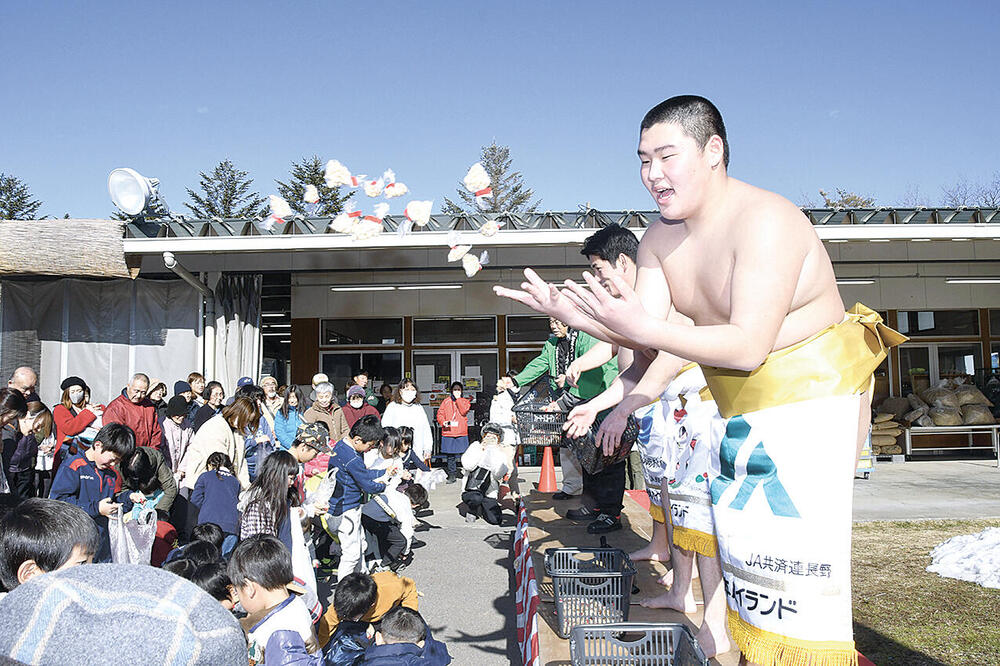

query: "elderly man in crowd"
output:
7 367 37 398
103 373 162 450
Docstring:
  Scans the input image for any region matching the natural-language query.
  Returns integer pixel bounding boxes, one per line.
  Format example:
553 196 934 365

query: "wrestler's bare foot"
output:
695 622 734 659
639 587 696 613
629 541 670 562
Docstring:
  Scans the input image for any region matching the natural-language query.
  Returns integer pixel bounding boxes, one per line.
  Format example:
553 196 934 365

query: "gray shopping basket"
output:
570 623 709 666
544 547 637 639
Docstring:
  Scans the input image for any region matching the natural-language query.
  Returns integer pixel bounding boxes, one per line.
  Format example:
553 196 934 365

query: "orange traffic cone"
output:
538 446 558 493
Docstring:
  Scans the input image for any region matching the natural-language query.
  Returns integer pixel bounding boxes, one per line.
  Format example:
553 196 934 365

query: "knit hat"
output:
346 385 366 399
236 376 254 388
295 422 332 453
166 395 189 418
0 564 247 665
173 380 192 395
59 376 88 392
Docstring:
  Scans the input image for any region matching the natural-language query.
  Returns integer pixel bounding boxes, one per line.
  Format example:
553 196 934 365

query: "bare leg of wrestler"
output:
629 517 670 562
856 389 872 465
640 484 694 612
694 550 733 658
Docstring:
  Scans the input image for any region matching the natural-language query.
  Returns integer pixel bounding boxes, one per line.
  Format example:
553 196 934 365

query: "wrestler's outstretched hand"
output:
493 268 580 323
596 402 631 456
564 401 598 438
561 272 650 344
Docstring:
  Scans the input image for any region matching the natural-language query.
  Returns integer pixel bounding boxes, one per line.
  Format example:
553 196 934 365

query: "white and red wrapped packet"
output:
329 200 362 234
263 195 293 230
303 184 320 204
462 250 489 277
353 202 389 240
324 160 364 188
446 230 472 262
479 218 506 237
463 162 493 208
363 178 384 198
405 200 433 227
384 181 409 198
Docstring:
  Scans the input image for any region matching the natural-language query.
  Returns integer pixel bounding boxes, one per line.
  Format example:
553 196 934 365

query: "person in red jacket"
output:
102 373 162 451
435 381 471 484
343 385 380 428
52 376 103 465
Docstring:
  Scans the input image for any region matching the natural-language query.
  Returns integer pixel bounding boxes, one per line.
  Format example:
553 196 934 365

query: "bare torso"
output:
644 179 845 353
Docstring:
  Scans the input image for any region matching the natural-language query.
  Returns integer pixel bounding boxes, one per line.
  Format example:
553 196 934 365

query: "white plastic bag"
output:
109 512 157 564
305 468 338 507
289 508 320 621
414 468 447 491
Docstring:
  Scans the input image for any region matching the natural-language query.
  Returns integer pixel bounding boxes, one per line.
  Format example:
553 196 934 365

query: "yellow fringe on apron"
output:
671 523 717 558
648 503 665 524
727 610 859 666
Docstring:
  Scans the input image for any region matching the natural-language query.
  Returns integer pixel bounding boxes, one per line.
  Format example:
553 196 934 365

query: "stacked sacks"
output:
916 381 995 426
900 380 995 427
871 412 904 455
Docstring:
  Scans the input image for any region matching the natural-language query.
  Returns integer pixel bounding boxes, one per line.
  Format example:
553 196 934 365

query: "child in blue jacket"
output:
50 423 136 562
328 415 387 582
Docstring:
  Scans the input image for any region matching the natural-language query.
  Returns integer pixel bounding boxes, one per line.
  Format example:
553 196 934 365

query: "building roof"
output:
124 207 1000 239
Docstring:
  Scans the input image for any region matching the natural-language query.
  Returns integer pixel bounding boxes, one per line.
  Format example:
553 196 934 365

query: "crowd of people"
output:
0 363 527 665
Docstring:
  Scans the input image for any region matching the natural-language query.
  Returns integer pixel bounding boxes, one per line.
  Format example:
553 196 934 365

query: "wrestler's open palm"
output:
563 402 598 439
596 404 630 456
562 273 649 343
494 268 579 322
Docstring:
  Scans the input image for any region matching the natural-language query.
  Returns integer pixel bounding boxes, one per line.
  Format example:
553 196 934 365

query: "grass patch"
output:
853 519 1000 665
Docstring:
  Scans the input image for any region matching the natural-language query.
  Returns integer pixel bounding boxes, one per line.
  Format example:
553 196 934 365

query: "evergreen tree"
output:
0 173 43 220
275 155 349 217
442 141 540 214
184 159 267 219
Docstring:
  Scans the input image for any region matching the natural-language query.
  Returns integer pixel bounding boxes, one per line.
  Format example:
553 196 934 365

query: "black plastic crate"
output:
544 547 637 638
570 623 709 666
513 375 568 448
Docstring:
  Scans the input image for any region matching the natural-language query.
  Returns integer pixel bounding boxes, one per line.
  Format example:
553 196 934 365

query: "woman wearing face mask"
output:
381 379 433 466
52 376 103 466
436 381 472 484
343 385 379 428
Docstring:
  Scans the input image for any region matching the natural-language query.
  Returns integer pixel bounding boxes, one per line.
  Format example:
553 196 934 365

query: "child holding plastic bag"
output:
460 423 513 525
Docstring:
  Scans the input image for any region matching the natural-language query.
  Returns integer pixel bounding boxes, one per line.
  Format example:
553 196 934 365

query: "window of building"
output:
321 351 403 395
990 309 1000 337
899 343 984 395
506 315 552 344
412 317 496 344
896 310 979 337
321 318 403 346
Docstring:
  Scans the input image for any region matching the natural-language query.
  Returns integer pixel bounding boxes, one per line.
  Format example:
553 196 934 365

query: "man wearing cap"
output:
287 422 333 506
103 373 162 450
260 375 283 418
343 385 379 428
348 369 379 409
307 373 328 407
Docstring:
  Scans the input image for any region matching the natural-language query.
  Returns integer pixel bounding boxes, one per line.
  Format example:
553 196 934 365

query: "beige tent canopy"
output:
0 219 139 278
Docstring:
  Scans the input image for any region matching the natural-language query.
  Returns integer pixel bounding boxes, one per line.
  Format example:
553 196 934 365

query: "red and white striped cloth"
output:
514 501 541 666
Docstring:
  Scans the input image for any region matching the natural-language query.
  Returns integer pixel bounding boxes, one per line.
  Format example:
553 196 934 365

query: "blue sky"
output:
1 0 998 219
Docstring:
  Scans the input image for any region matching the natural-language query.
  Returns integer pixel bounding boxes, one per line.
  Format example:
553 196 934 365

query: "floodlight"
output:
108 167 171 218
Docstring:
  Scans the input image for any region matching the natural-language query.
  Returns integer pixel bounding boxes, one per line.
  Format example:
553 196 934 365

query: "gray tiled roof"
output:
124 207 1000 239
